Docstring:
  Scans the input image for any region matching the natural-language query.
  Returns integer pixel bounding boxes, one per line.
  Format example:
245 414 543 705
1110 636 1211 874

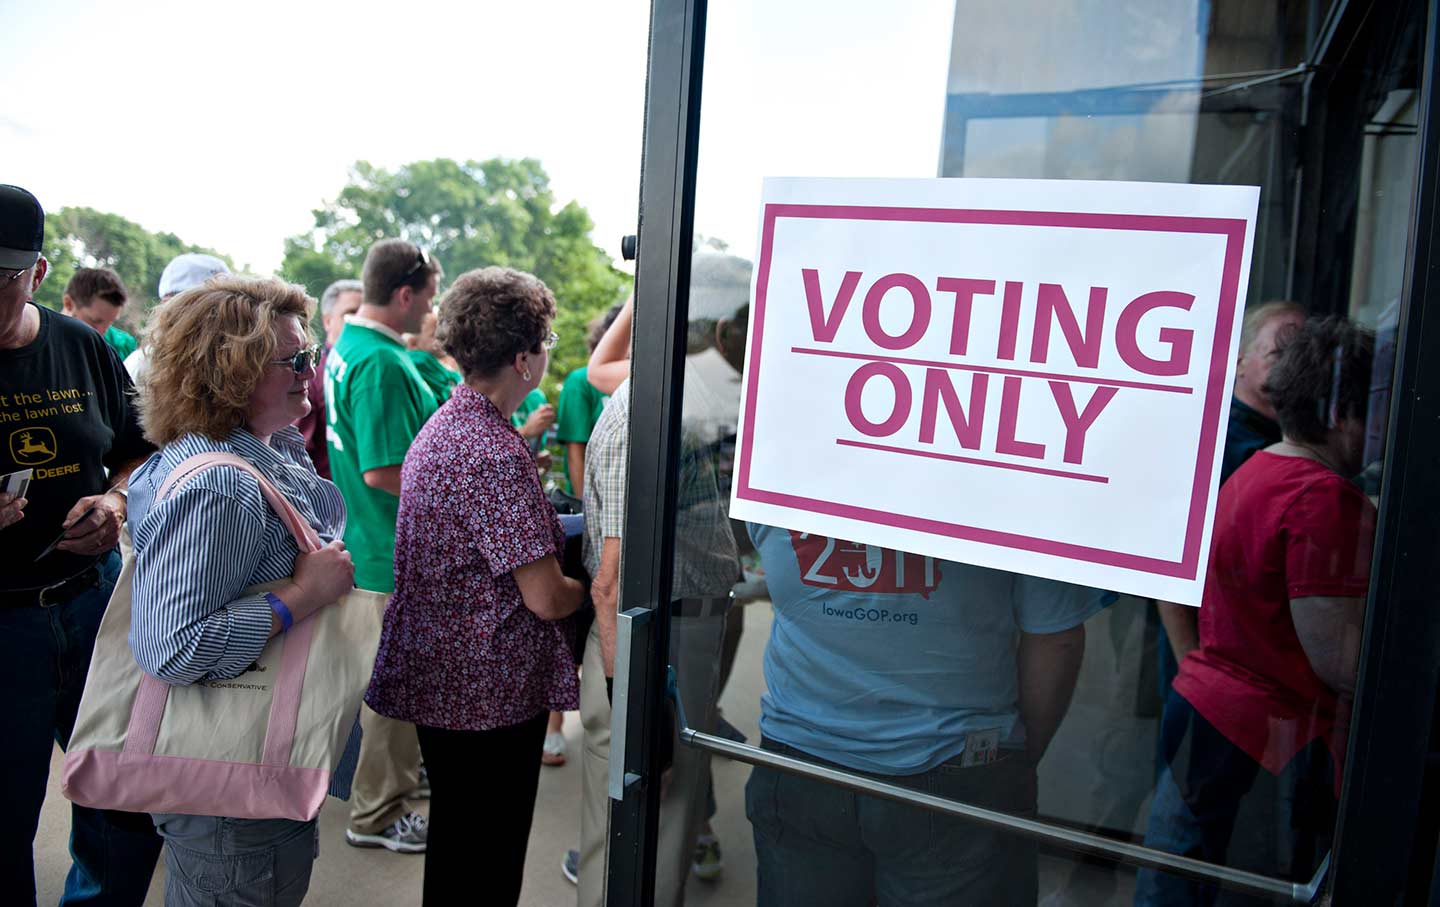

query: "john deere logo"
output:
11 428 56 466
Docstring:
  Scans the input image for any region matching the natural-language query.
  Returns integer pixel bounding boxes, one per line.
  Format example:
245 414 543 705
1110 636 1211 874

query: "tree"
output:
35 207 233 329
280 158 631 394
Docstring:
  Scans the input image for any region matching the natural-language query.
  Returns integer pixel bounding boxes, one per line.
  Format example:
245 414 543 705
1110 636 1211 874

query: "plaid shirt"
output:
583 376 740 600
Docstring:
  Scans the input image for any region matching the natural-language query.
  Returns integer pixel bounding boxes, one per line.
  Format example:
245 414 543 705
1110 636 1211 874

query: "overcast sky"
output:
3 0 956 278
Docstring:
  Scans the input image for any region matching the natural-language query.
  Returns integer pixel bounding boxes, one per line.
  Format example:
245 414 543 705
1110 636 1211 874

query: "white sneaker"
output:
345 811 428 853
542 731 568 766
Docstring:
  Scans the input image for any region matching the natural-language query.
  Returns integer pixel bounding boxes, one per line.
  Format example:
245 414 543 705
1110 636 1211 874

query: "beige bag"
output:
62 452 384 821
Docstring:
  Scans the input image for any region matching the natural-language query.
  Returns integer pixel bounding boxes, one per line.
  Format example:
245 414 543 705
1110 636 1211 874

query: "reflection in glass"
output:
574 254 752 906
746 525 1109 902
1137 318 1376 903
638 0 1415 904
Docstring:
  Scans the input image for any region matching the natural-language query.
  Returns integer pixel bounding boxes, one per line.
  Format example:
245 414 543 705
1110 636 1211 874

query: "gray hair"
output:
320 278 363 315
1240 300 1305 353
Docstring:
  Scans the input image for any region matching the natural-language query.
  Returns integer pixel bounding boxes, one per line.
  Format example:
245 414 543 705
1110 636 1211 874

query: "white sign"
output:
729 177 1259 605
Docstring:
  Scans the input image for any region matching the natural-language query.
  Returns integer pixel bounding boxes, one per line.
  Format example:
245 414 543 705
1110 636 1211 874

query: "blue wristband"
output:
265 592 295 633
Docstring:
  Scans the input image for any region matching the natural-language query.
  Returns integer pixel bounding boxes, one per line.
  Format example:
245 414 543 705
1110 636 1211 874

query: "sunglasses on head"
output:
395 247 430 287
272 344 322 374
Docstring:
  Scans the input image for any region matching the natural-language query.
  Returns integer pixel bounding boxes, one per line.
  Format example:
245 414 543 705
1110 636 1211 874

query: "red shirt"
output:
1174 451 1375 783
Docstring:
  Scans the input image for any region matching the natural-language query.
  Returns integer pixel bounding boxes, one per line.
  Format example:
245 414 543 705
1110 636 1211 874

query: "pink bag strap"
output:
125 451 326 768
158 452 323 553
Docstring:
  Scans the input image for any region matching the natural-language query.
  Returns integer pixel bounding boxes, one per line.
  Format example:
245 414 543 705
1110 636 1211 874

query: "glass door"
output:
603 0 1440 904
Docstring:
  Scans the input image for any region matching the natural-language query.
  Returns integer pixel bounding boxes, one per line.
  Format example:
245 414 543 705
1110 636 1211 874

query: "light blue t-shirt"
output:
751 523 1112 776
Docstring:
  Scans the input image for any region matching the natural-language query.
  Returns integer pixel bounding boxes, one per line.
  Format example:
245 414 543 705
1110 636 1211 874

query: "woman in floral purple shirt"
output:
365 267 586 906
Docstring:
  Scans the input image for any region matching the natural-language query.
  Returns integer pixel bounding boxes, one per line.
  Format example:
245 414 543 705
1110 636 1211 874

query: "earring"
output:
523 369 532 381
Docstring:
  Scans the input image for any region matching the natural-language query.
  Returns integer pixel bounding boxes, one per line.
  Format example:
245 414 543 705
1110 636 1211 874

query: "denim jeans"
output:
1134 690 1336 907
0 550 163 906
746 737 1039 907
150 814 317 907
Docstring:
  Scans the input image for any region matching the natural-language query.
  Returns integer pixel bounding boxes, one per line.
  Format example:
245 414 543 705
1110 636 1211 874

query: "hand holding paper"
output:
0 468 31 530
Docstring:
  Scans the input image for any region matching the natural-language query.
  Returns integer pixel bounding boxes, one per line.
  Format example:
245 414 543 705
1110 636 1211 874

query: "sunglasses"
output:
271 344 322 374
395 247 430 287
3 267 29 285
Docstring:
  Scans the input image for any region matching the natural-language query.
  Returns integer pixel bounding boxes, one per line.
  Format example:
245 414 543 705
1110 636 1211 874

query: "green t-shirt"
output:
407 350 461 403
510 387 549 430
104 325 138 360
556 366 609 488
325 322 440 592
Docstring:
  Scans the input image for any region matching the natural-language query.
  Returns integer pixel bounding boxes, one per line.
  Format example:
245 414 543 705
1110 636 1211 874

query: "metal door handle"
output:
609 606 653 800
677 727 1328 902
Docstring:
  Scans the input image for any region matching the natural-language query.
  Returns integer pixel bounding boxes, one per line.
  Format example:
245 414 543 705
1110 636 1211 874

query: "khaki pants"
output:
579 608 726 907
348 590 421 835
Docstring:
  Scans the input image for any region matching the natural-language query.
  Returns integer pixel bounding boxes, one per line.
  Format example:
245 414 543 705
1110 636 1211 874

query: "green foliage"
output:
280 157 631 394
34 207 233 331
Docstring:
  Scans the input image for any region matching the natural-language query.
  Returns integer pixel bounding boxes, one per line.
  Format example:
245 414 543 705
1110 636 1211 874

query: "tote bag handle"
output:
125 452 328 767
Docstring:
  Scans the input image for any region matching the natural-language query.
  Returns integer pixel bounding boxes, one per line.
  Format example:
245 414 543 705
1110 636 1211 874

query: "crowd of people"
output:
1 172 1382 907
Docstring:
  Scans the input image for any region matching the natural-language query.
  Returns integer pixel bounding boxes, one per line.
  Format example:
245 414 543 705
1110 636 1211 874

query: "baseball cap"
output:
0 185 45 271
689 252 753 321
159 253 230 298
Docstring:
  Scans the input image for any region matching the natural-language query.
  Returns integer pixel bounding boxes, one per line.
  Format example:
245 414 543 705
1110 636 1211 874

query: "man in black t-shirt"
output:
0 185 161 904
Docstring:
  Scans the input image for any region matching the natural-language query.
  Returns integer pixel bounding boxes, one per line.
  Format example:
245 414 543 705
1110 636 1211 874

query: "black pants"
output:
416 711 549 907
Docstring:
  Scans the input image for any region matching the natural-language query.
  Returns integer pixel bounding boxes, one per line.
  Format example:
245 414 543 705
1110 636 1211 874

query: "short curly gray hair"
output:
436 267 557 379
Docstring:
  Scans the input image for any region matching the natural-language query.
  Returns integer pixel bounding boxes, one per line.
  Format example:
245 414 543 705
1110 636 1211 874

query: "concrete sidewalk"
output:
32 598 1134 905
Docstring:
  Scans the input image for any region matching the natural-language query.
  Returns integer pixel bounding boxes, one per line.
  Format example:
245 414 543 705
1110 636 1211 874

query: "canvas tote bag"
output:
62 452 384 821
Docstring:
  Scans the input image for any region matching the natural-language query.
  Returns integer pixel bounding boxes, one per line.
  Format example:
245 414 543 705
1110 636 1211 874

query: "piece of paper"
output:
1 468 32 501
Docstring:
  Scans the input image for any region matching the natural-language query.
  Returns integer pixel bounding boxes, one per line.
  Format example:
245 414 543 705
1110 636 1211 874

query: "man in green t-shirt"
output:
555 304 622 495
60 267 136 358
325 238 441 855
556 366 608 494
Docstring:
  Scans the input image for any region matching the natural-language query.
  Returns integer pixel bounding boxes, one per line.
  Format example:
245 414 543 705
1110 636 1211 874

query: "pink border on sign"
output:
734 203 1248 581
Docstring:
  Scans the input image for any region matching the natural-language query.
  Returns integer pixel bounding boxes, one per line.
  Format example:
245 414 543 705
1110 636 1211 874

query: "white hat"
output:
159 253 230 298
688 253 753 321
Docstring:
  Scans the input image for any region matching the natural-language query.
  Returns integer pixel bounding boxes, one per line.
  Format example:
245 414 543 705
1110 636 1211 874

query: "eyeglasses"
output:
396 247 430 286
271 344 322 374
3 267 28 285
541 330 559 351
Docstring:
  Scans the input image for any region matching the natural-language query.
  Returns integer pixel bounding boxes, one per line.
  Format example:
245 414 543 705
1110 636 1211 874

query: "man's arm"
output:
362 465 403 496
566 442 587 498
352 357 435 498
592 536 622 676
587 297 632 395
1156 600 1200 663
517 404 556 441
1017 624 1086 764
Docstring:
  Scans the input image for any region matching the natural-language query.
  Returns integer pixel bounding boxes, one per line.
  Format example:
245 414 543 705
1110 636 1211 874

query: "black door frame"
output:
604 0 708 903
609 0 1440 903
1330 0 1440 901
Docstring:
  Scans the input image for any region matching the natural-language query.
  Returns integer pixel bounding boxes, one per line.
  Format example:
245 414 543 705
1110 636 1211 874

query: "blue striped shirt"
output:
126 425 359 798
